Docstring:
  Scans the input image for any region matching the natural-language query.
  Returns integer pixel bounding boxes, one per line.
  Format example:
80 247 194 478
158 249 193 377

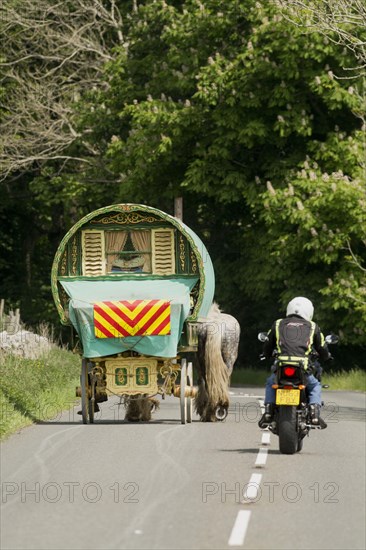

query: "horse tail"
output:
204 321 230 408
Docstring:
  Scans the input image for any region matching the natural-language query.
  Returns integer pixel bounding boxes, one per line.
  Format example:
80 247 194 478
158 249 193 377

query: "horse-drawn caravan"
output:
51 203 239 424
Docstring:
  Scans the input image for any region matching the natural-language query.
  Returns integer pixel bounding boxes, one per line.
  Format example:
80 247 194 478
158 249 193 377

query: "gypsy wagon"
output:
51 203 214 424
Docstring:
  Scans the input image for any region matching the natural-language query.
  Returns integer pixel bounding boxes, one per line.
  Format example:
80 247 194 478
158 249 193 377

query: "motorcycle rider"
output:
258 297 332 429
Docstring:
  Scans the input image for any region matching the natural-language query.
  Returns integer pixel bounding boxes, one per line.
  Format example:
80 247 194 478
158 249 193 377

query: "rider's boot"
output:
258 403 274 428
310 404 327 429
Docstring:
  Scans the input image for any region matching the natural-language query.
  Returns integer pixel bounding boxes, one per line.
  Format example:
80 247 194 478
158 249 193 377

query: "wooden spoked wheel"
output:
88 371 95 424
180 358 187 424
81 358 90 424
186 361 193 423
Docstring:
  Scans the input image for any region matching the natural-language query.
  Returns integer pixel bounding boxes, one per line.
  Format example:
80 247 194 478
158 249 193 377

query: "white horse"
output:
195 303 240 421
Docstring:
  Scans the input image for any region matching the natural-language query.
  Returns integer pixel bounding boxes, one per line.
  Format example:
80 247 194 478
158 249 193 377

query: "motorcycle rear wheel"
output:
278 406 298 455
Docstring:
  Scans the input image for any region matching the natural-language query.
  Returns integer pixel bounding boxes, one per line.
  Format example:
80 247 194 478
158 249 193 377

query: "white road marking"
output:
227 396 268 546
243 473 262 502
255 448 268 467
228 510 252 547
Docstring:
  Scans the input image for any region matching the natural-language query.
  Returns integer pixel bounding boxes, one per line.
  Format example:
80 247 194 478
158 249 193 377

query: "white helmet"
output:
286 297 314 322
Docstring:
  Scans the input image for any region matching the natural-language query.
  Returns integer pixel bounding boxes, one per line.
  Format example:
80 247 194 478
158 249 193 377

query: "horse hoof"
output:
215 406 228 421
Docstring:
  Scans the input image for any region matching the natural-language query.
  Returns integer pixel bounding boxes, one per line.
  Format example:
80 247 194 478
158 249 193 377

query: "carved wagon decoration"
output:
51 203 214 424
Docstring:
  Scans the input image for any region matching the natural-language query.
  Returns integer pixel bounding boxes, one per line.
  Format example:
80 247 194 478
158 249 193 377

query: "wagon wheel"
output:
180 358 187 424
186 361 193 423
88 370 95 424
81 358 90 424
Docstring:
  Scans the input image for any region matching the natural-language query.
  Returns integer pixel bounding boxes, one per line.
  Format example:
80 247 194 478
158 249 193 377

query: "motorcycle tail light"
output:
283 366 296 377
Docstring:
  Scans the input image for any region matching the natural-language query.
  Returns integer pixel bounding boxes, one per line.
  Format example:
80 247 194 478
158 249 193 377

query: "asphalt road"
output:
1 388 365 550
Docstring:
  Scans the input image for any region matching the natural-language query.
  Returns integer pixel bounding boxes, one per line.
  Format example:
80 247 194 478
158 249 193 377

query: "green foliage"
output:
80 0 364 350
0 348 80 439
93 0 360 205
250 134 366 343
322 369 366 392
230 367 268 386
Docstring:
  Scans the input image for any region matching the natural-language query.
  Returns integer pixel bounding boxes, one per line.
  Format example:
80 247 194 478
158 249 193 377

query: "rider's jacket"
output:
263 314 330 367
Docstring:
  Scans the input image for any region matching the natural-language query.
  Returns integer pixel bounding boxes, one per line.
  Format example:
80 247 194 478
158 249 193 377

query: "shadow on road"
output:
218 447 281 455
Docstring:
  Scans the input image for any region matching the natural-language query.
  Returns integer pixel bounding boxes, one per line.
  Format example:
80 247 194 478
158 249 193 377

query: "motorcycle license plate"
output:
276 389 300 406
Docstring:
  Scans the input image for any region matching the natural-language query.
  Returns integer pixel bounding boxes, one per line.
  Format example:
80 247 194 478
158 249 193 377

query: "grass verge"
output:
230 368 268 387
0 348 80 440
231 367 366 392
322 369 366 392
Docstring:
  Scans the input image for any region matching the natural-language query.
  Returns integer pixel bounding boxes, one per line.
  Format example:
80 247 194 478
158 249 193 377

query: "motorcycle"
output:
257 332 338 454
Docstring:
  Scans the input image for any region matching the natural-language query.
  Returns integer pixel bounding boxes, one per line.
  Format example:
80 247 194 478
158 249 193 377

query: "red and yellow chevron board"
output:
93 299 171 338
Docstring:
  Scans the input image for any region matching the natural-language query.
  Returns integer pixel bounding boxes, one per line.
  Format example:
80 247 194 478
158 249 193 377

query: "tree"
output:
278 0 366 77
249 138 366 343
0 0 131 324
0 0 123 180
83 0 364 346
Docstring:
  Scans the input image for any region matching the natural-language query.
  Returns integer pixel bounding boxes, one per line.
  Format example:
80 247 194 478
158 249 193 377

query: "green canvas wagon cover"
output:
51 204 215 358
